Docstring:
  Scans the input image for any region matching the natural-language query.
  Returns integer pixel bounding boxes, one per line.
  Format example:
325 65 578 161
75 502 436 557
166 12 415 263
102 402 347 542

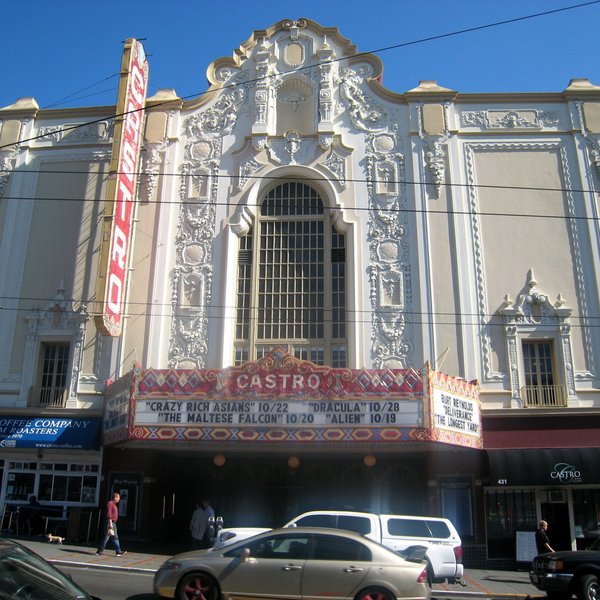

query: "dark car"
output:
0 536 99 600
530 536 600 600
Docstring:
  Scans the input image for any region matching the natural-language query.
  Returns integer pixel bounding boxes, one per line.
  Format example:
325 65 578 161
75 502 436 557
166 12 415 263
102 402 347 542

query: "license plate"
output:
530 574 540 584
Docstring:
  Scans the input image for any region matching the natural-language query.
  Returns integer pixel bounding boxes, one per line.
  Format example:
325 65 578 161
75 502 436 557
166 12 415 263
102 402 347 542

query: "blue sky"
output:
2 0 599 110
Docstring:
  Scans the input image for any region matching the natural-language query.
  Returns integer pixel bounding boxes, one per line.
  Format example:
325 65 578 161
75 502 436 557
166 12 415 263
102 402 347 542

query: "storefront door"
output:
541 501 571 551
109 472 141 535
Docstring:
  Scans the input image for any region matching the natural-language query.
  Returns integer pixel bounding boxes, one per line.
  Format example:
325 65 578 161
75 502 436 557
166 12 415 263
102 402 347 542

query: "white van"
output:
285 511 463 584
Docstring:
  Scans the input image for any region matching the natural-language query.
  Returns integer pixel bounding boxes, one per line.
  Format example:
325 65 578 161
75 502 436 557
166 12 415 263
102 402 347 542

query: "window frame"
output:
234 180 347 366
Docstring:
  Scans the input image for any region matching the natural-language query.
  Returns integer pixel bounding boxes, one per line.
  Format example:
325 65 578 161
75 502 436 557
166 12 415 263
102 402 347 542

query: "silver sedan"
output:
154 526 430 600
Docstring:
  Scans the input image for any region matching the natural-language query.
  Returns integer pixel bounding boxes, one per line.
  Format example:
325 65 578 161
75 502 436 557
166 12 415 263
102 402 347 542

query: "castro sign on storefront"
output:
103 349 481 449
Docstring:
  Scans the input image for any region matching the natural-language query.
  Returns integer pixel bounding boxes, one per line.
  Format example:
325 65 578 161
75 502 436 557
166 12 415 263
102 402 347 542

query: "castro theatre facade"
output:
2 17 600 568
102 349 483 547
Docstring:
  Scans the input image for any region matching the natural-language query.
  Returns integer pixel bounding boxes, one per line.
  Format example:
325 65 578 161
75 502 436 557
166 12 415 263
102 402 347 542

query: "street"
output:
59 565 158 600
57 563 536 600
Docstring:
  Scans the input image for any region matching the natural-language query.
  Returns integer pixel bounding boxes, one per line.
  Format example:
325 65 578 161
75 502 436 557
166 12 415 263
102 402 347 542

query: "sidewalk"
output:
9 535 544 598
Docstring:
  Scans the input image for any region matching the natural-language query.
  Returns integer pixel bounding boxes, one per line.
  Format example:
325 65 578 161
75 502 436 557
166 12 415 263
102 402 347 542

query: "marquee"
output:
103 349 481 449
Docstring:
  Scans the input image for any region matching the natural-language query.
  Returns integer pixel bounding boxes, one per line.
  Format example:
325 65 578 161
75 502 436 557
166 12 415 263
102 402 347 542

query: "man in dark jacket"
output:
535 520 555 554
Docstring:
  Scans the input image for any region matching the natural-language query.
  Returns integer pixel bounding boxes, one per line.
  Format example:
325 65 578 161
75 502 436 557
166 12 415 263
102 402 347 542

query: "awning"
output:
0 416 101 450
487 448 600 486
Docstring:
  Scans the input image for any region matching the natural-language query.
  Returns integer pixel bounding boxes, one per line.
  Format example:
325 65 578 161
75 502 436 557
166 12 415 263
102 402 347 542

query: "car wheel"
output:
176 571 220 600
355 586 395 600
577 574 600 600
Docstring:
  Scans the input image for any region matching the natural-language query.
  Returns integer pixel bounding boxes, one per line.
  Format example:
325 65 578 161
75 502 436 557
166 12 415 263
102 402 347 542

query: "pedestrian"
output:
190 501 208 550
96 492 127 556
201 499 216 548
535 519 554 554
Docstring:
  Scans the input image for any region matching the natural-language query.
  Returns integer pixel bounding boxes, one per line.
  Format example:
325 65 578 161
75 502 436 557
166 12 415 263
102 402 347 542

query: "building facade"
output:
1 19 600 566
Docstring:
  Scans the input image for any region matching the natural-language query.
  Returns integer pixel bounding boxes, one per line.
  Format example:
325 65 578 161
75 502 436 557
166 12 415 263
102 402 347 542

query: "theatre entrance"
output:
116 450 431 543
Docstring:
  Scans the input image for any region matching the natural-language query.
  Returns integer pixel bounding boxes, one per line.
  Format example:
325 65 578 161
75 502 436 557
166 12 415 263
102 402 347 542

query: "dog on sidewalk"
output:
46 533 64 544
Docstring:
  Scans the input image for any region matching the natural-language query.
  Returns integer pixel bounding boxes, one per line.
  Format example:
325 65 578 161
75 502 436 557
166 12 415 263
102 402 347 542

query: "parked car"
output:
215 510 463 585
0 536 99 600
154 526 430 600
530 536 600 600
288 511 463 585
213 526 270 548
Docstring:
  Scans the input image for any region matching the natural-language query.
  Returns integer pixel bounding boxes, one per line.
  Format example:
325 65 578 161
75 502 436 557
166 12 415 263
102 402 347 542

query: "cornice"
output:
36 106 116 120
455 92 571 104
146 88 183 110
0 407 104 418
482 407 600 418
232 17 358 63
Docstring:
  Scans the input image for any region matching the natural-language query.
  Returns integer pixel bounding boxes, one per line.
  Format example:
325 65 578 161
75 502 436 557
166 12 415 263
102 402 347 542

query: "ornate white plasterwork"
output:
0 147 18 198
464 141 595 383
169 88 247 368
252 37 274 127
21 281 88 404
186 89 246 140
574 102 600 183
365 130 413 368
500 270 577 406
36 121 113 144
281 18 308 39
316 35 335 126
460 109 560 130
422 136 446 198
323 151 346 187
588 136 600 180
267 130 318 165
238 158 263 191
139 140 167 203
338 65 389 132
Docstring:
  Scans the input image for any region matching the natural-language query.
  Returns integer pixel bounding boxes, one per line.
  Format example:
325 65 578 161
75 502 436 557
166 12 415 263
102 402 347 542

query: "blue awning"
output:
0 416 101 450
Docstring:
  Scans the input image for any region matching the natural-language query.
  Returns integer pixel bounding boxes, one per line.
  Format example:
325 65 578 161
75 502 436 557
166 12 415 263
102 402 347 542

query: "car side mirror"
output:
241 548 251 561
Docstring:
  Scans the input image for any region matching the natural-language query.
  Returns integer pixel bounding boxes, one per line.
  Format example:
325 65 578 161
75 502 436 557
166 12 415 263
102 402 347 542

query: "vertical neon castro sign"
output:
96 39 149 336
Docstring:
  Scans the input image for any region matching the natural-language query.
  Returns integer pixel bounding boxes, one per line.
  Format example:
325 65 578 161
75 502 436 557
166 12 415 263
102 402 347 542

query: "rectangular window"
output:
441 479 474 539
331 228 346 340
236 234 253 341
258 219 324 340
35 342 70 407
8 462 99 505
485 489 536 558
522 341 564 406
6 473 35 501
572 489 600 550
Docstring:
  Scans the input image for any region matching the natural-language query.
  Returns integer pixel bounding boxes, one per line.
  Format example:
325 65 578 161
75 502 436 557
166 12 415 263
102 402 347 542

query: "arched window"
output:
235 182 346 366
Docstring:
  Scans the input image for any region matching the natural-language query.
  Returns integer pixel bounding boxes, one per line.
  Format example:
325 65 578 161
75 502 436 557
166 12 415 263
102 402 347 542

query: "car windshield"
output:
0 543 89 600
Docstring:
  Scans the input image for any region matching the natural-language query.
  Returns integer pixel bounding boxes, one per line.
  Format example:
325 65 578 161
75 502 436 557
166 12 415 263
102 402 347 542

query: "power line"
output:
0 302 598 329
1 295 599 325
1 1 598 150
1 191 597 223
0 168 598 201
41 74 120 109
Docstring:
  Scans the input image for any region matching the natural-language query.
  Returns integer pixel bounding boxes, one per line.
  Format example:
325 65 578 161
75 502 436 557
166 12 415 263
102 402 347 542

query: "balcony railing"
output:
28 386 68 408
521 384 567 408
